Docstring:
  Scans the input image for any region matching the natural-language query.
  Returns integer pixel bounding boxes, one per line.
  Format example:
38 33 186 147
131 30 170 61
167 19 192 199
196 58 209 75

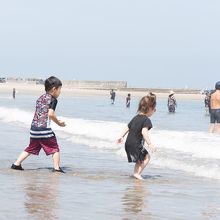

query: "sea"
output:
0 93 220 220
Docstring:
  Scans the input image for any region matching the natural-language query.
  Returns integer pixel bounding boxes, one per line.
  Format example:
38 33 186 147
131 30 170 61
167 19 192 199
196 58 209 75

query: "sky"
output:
0 0 220 89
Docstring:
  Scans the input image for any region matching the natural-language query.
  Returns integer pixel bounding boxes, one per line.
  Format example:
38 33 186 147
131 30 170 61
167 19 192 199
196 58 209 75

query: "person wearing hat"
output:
209 81 220 133
167 90 177 113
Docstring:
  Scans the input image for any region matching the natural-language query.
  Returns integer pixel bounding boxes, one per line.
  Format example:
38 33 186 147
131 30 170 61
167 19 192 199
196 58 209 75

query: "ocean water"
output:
1 93 220 220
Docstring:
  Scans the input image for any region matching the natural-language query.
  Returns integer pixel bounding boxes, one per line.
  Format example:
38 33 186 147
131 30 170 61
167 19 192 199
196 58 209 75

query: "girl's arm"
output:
48 109 66 127
142 127 156 152
117 126 129 144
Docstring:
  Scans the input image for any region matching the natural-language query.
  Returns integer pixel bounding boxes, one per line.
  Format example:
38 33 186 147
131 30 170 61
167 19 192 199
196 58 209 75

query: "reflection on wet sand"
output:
202 205 220 219
23 172 60 220
122 180 152 219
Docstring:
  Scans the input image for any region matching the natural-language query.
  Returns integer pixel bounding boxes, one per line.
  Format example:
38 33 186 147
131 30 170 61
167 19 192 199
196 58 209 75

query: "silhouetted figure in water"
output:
110 89 116 104
126 94 131 108
13 88 16 99
204 91 211 115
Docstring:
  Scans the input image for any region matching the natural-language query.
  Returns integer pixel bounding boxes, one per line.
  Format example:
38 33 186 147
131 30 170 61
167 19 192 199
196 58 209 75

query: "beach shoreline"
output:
0 82 204 100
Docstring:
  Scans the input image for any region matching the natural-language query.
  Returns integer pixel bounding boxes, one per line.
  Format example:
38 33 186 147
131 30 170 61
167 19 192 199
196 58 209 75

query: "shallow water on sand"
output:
1 94 220 219
0 123 220 219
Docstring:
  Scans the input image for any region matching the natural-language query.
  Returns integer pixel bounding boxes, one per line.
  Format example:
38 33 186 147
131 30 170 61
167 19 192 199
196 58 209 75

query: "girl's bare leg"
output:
133 154 151 180
133 161 143 180
139 154 151 175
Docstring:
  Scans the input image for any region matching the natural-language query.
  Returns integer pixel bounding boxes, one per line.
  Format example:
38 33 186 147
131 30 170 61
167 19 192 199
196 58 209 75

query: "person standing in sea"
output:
204 91 211 115
13 88 16 99
126 93 131 108
167 90 177 113
110 89 116 104
209 81 220 134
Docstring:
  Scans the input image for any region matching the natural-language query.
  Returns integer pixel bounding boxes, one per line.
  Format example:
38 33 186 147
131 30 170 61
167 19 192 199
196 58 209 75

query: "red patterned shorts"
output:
25 136 60 155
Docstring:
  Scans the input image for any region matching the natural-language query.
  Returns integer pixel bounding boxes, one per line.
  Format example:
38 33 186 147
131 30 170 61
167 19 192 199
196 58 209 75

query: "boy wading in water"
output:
117 93 156 180
11 76 66 173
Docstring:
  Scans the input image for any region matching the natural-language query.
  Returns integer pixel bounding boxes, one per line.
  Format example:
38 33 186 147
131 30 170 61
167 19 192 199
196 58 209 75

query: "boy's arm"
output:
48 109 65 127
117 126 129 144
142 127 156 152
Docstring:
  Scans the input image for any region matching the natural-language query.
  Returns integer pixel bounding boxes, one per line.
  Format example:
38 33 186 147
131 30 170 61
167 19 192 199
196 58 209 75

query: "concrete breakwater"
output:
5 78 127 89
63 80 127 89
120 87 201 94
3 78 201 94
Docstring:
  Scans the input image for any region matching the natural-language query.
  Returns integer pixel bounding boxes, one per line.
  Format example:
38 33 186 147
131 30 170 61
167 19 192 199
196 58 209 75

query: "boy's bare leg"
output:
14 151 31 166
52 152 60 170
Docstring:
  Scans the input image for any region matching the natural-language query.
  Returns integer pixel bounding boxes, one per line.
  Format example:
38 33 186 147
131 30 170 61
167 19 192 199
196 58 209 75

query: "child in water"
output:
117 93 156 180
11 76 66 173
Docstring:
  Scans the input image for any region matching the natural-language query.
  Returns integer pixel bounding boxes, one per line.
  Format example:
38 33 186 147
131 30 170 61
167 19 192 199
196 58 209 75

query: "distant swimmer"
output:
110 89 116 104
126 93 131 108
167 90 177 113
209 81 220 134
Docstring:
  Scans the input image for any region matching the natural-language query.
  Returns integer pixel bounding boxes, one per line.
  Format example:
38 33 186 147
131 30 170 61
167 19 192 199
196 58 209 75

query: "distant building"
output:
25 78 44 84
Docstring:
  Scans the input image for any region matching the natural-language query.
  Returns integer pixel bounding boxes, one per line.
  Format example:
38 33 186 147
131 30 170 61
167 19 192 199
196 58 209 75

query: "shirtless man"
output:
209 82 220 133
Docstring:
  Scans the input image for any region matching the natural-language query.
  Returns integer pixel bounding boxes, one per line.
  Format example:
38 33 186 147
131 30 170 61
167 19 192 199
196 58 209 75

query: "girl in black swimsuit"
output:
117 93 157 180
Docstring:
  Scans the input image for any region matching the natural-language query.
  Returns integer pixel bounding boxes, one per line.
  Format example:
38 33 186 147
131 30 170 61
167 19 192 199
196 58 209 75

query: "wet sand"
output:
1 123 220 220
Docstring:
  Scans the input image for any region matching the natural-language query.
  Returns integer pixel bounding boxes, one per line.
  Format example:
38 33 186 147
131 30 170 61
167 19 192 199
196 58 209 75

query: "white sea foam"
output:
0 107 32 126
1 106 220 179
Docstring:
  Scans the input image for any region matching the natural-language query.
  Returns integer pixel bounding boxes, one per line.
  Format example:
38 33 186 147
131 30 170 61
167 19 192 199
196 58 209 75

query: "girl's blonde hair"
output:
137 93 156 114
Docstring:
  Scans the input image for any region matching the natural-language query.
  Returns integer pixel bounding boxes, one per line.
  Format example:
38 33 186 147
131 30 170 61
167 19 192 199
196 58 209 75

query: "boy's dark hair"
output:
137 92 156 114
44 76 62 92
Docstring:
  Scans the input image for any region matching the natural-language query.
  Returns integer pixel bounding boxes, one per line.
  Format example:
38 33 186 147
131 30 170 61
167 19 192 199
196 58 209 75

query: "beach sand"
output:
0 82 204 100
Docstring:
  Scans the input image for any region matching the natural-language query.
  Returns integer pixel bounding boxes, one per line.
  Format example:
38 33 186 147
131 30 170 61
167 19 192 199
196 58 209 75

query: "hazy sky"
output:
0 1 220 89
